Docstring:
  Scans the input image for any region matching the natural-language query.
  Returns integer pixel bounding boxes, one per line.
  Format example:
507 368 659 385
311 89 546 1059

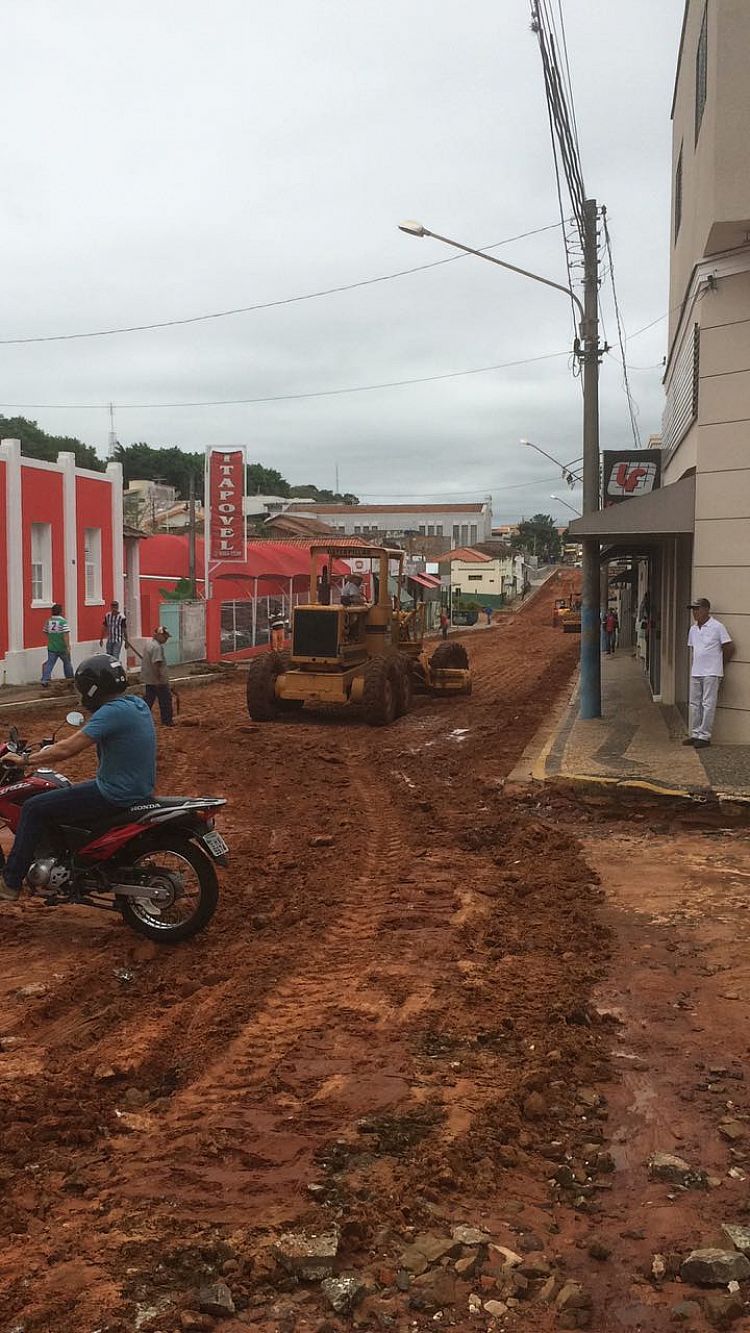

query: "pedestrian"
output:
439 607 449 640
100 600 128 660
41 603 74 687
604 607 619 655
683 597 734 749
141 626 175 727
484 606 493 626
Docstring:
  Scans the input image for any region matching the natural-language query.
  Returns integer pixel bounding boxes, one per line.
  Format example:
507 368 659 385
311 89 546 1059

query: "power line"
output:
532 0 586 244
0 348 572 411
352 473 581 498
602 207 642 447
0 222 561 347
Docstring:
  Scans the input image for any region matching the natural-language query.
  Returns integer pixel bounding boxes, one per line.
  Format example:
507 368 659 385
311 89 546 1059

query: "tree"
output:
115 443 203 498
289 483 359 504
247 463 290 496
516 513 562 562
0 415 104 471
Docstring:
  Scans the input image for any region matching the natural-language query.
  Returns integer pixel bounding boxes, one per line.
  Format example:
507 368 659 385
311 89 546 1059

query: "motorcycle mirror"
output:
9 726 19 745
66 711 85 728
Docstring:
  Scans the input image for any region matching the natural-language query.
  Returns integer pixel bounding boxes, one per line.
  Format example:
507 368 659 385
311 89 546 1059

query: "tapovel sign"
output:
602 450 661 507
206 448 246 561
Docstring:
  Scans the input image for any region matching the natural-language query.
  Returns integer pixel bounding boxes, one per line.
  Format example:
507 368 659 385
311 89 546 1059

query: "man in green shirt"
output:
41 603 74 686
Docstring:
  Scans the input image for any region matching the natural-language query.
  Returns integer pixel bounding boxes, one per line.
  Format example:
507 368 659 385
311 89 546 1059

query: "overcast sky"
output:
3 0 684 522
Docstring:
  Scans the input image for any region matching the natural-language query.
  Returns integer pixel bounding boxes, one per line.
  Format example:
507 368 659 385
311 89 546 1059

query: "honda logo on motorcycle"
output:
206 447 246 562
602 450 661 507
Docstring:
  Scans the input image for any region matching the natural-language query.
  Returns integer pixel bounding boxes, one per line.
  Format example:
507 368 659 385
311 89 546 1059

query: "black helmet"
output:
74 654 127 712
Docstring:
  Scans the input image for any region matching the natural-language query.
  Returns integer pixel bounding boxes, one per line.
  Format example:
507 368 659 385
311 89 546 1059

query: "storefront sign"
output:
206 448 246 561
602 450 661 507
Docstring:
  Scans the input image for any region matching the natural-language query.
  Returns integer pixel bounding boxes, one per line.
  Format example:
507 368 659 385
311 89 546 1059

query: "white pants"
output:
689 674 721 740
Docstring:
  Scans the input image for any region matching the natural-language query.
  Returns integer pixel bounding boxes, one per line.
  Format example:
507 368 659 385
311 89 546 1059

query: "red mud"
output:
0 577 746 1332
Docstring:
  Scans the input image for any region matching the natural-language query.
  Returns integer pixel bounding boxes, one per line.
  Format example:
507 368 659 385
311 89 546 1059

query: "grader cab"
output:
246 543 471 726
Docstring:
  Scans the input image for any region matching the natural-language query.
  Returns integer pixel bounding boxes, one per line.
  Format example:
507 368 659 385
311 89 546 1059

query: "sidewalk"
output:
510 650 750 802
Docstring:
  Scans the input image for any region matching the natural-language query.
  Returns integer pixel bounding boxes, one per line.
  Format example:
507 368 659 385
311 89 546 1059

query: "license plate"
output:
202 831 228 858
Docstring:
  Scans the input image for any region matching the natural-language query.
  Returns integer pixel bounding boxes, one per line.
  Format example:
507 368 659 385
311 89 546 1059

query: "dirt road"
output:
1 578 747 1332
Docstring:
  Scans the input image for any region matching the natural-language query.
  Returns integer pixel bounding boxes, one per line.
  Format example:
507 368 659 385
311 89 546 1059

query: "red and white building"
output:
0 438 134 685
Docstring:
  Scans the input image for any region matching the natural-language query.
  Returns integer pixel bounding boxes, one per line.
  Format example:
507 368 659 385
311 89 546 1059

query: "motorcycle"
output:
0 712 228 943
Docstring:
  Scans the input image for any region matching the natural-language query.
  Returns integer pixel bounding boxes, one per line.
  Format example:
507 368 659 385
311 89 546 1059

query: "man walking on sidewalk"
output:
41 604 74 686
683 598 734 749
141 626 174 727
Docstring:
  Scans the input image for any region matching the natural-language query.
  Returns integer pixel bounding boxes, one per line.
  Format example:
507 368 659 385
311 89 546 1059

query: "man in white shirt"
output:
683 598 734 748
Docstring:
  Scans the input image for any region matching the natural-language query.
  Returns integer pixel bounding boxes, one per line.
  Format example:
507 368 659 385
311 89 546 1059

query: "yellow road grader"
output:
246 543 471 726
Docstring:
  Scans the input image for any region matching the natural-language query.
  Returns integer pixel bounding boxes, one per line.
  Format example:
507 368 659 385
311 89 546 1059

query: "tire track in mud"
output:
103 760 438 1223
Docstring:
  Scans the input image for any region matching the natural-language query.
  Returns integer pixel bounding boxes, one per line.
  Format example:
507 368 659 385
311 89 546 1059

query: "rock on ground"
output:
680 1248 750 1287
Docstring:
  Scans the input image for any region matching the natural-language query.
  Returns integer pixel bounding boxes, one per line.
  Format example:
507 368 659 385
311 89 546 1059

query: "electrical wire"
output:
0 222 562 347
0 348 572 411
353 473 582 498
533 0 586 243
602 208 642 447
555 0 581 161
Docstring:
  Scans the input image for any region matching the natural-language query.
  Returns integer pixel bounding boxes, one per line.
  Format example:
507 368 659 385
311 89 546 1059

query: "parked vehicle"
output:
0 714 227 942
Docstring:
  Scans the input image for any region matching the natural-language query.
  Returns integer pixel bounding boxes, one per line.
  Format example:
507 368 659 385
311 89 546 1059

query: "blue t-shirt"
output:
83 695 157 805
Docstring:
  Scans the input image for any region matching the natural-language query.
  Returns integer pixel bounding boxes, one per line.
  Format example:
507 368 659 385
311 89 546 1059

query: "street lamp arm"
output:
402 225 585 326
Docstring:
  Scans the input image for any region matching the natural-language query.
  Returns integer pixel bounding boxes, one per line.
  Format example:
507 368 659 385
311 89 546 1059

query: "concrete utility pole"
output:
579 198 601 719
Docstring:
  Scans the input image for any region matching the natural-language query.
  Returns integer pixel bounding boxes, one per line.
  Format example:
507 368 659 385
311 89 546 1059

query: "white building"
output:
285 501 493 545
439 545 523 605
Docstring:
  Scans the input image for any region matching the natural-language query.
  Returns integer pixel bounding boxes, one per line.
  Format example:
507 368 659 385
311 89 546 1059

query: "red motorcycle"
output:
0 713 228 943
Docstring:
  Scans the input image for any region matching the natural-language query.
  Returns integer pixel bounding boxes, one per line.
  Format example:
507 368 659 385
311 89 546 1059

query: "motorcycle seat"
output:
61 796 225 839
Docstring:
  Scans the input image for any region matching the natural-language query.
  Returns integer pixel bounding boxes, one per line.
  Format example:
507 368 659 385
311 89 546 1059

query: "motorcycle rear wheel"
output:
119 836 219 943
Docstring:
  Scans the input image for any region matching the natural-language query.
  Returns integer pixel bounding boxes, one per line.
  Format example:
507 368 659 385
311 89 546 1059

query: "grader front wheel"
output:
429 641 469 672
246 651 285 721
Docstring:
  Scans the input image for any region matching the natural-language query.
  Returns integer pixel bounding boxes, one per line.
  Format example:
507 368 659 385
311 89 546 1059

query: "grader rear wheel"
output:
362 656 399 726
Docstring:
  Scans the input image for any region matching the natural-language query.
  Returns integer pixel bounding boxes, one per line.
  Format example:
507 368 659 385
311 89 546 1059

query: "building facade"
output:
0 439 128 684
570 0 750 743
661 0 750 741
439 546 524 607
285 501 493 551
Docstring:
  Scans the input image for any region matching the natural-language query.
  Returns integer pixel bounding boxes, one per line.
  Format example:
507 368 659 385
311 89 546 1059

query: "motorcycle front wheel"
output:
118 836 219 943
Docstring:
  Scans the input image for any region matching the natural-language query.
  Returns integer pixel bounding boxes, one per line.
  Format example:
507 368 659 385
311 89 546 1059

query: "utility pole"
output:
579 198 602 718
188 469 197 599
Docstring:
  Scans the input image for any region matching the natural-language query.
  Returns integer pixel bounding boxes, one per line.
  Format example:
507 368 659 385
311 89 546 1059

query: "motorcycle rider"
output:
0 655 156 901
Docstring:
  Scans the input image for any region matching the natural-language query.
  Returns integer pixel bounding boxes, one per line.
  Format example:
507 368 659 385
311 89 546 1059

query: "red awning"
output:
409 572 442 589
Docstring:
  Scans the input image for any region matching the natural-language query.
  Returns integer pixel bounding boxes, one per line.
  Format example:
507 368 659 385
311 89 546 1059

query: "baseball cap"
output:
687 597 711 610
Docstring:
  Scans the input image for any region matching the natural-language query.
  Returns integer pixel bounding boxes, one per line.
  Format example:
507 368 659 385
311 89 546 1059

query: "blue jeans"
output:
42 651 74 684
105 639 123 658
4 781 119 889
144 683 173 724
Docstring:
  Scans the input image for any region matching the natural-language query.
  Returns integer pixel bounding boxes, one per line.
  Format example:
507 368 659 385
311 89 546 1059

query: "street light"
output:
550 494 582 517
399 218 601 718
521 438 583 486
398 222 584 322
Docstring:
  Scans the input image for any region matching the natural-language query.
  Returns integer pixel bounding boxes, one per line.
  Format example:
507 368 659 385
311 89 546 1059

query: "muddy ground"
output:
0 578 748 1333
